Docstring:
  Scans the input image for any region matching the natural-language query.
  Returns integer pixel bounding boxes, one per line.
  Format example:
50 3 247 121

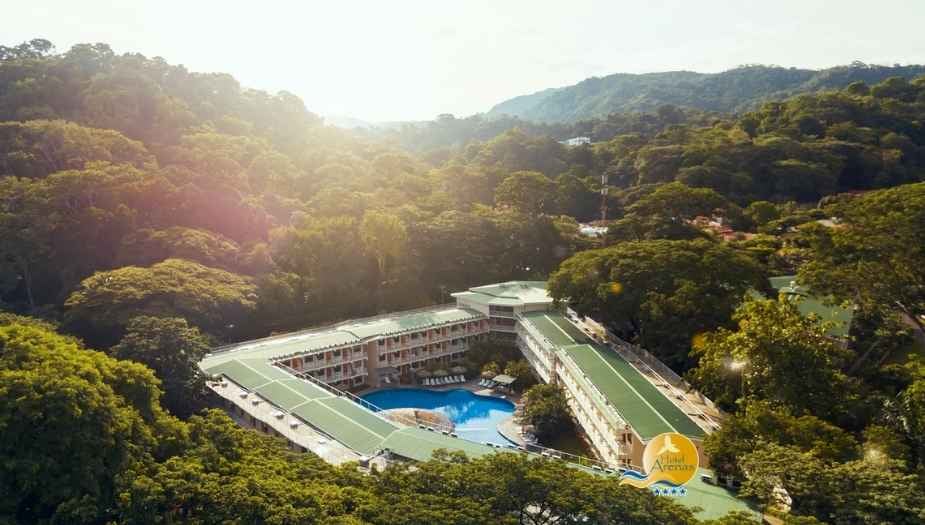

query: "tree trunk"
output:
17 256 35 312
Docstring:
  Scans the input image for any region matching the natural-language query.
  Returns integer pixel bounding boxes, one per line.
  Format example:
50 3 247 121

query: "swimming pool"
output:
362 388 515 445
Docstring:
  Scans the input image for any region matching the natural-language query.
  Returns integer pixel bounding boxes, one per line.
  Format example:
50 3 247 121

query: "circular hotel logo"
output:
619 432 699 492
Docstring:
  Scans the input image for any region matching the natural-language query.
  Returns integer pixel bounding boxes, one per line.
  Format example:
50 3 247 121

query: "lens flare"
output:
691 332 707 350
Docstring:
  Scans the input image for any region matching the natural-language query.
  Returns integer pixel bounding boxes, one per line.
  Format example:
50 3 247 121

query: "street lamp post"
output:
728 359 748 399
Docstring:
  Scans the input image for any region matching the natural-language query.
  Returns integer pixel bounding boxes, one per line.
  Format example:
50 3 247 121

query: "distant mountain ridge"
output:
488 63 925 122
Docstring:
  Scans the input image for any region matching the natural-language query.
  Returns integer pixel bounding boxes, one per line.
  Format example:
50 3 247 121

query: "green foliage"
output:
519 384 574 440
374 451 700 525
0 318 708 524
380 105 715 152
704 400 858 477
115 226 241 271
689 297 854 417
739 443 925 524
608 182 741 241
111 316 212 418
487 64 925 122
549 239 766 367
481 361 502 377
4 39 925 524
799 183 925 327
0 120 155 178
0 318 183 523
896 358 925 467
495 170 557 215
64 258 257 344
463 340 521 373
503 359 536 391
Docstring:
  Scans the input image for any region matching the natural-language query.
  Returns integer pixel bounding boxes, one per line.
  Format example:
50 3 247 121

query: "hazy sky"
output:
8 1 925 121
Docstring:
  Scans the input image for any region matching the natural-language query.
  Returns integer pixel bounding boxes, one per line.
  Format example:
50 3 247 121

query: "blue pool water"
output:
362 388 515 445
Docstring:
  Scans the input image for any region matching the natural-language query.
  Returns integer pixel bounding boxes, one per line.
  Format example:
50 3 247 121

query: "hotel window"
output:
378 339 385 346
379 354 386 362
333 350 341 357
411 332 419 339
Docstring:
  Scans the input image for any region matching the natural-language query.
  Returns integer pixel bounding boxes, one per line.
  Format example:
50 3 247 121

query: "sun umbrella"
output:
450 365 467 374
416 369 433 378
433 369 449 377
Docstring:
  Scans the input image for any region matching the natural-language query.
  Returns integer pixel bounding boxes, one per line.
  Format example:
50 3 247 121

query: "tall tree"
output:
111 316 212 418
64 258 257 345
689 297 854 418
549 239 766 367
0 316 183 523
799 183 925 333
494 170 558 215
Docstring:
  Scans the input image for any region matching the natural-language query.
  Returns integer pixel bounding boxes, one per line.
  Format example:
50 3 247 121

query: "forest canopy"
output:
1 38 925 524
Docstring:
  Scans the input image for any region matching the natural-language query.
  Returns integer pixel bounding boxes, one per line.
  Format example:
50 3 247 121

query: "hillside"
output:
488 63 925 122
2 38 925 525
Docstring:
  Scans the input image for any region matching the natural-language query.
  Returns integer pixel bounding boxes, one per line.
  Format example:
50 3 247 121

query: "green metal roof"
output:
292 400 393 455
337 307 482 339
452 281 553 307
202 331 360 368
200 305 484 370
519 311 705 441
520 311 591 347
379 427 508 461
769 275 853 337
685 471 761 520
203 359 279 390
562 344 705 441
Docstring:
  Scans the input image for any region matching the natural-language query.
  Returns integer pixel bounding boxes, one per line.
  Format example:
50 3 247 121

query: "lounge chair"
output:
424 378 431 386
